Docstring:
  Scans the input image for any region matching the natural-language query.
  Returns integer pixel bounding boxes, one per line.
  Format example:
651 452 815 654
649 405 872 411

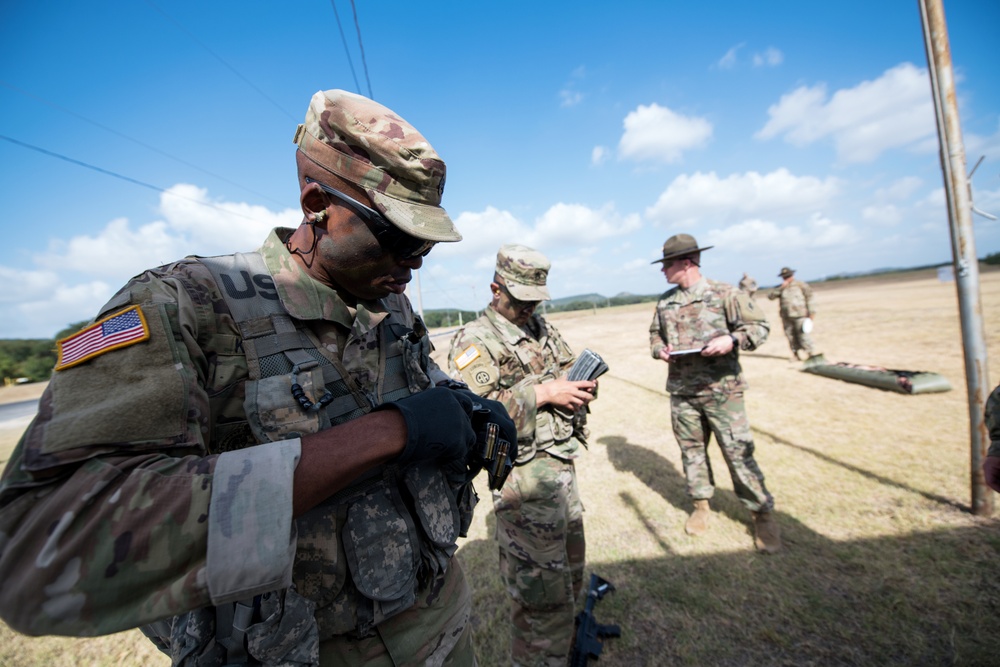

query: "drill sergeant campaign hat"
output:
496 244 551 301
779 267 795 278
651 233 714 264
293 89 462 242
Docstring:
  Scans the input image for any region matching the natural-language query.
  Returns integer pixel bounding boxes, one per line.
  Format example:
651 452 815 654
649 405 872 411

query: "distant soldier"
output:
739 272 758 297
768 266 820 361
448 244 598 665
649 234 781 554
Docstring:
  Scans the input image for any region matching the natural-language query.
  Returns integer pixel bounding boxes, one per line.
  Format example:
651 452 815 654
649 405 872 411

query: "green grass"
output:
3 269 1000 665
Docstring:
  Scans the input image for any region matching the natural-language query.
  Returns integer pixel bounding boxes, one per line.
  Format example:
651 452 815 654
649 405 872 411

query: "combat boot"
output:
751 510 782 554
685 499 712 535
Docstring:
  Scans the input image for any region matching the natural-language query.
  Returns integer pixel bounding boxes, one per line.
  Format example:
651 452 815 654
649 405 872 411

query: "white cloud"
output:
965 117 1000 161
158 184 298 254
17 280 113 327
862 204 903 226
645 168 841 226
972 185 1000 220
560 89 584 107
618 103 713 163
533 203 641 247
753 47 783 67
876 176 924 201
559 66 587 108
717 43 744 70
755 62 936 163
0 266 62 304
36 217 182 283
703 213 855 253
437 206 531 259
443 202 640 258
5 184 299 338
591 145 608 166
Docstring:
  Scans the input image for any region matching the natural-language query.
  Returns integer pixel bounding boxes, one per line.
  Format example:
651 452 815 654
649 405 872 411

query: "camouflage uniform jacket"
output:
0 228 461 650
768 278 816 320
986 384 1000 459
447 307 582 465
649 278 769 396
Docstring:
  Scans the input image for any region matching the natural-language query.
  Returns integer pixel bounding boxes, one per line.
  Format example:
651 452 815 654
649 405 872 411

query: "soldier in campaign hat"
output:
448 244 599 665
0 89 517 665
768 266 821 361
649 234 782 553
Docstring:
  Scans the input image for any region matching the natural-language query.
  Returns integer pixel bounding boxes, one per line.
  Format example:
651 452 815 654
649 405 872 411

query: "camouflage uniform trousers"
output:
493 453 586 667
670 392 774 513
781 316 817 357
317 559 476 666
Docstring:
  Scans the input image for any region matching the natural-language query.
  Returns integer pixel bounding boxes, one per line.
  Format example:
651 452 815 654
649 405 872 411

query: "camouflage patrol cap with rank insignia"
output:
496 244 551 301
293 89 461 243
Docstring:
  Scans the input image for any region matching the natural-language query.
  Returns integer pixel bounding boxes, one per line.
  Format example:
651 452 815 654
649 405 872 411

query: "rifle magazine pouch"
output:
403 465 461 553
246 587 319 666
395 326 433 394
244 369 327 442
535 409 574 447
344 477 420 603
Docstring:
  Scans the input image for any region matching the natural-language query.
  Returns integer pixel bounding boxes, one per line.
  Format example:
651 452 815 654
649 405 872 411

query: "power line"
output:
0 80 288 208
330 0 363 95
349 0 374 99
143 0 297 122
0 134 272 223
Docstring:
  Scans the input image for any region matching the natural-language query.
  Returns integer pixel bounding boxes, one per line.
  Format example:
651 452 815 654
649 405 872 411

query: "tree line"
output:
1 321 89 385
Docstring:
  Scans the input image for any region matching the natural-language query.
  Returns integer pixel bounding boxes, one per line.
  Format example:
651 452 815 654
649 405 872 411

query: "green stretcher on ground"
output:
800 355 952 394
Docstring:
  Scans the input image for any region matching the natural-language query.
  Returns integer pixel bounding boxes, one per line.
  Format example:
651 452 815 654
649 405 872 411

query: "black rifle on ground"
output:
570 573 620 666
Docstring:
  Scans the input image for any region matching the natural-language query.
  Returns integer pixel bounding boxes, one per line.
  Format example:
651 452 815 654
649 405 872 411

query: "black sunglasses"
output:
305 177 435 259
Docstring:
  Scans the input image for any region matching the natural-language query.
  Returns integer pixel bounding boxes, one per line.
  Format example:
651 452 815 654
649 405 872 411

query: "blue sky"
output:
2 1 999 338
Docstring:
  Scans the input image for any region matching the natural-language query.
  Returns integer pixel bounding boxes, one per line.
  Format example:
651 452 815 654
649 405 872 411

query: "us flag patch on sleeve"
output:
454 344 481 370
55 305 150 371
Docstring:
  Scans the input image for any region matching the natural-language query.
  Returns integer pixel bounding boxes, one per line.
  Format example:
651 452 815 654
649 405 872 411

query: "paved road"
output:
0 399 39 428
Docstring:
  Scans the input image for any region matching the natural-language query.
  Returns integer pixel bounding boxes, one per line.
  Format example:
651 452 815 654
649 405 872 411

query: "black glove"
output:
374 386 477 468
449 389 518 489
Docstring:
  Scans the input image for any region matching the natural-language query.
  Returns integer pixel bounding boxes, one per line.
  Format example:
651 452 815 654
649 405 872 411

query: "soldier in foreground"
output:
768 266 821 361
0 89 515 666
448 245 597 666
649 234 781 553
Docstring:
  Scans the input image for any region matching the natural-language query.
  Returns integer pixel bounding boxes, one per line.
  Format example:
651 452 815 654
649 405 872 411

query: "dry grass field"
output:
2 267 1000 666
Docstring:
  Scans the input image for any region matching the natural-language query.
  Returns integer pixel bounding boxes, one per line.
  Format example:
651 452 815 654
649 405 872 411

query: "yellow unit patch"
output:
454 344 481 370
55 305 150 371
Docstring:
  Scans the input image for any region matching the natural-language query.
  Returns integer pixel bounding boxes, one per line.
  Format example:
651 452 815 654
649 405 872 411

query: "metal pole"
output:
413 269 424 322
918 0 992 515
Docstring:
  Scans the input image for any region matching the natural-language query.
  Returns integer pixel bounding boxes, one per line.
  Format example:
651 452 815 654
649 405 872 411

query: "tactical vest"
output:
192 252 471 655
487 314 579 464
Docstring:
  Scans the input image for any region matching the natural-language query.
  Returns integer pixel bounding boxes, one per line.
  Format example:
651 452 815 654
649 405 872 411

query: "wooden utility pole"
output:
918 0 992 514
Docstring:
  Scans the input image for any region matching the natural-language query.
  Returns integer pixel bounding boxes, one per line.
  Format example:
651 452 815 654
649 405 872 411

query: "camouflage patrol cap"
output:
496 244 551 301
293 89 461 242
779 267 795 278
651 233 714 264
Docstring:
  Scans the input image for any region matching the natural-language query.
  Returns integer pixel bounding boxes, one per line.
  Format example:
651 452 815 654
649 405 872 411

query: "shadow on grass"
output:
603 435 761 538
752 425 967 512
564 434 1000 666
